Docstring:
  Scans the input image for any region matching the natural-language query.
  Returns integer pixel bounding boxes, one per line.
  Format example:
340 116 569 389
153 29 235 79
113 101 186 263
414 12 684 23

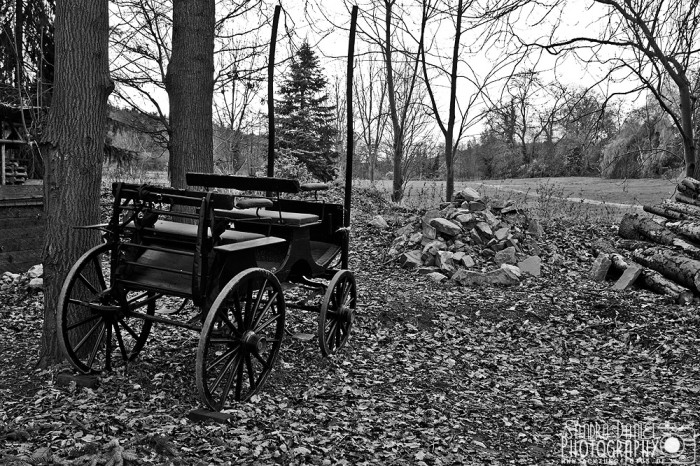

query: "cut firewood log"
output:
661 200 700 218
679 177 700 194
664 220 700 243
643 204 689 220
605 252 694 303
618 242 700 294
618 213 700 258
675 192 700 207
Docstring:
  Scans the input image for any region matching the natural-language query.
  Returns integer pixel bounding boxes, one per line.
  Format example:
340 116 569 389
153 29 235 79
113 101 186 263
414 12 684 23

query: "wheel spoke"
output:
252 292 278 329
73 319 106 353
117 317 140 340
252 350 270 369
234 353 244 400
245 352 256 389
211 351 240 392
206 346 239 373
77 273 100 295
243 285 254 328
105 323 113 371
113 321 129 361
229 295 245 329
66 313 100 331
92 256 107 290
251 279 268 323
86 323 107 369
256 313 281 333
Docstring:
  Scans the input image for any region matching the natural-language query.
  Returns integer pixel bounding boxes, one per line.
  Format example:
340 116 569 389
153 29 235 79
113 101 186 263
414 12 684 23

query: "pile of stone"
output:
375 187 544 286
1 264 43 292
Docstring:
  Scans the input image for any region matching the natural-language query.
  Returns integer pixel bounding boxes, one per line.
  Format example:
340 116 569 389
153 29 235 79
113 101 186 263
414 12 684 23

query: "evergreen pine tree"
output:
276 41 338 181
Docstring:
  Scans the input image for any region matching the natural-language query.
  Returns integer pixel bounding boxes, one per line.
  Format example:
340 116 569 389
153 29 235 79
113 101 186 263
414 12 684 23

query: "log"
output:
677 182 699 199
618 213 700 259
607 252 693 303
661 200 700 218
664 220 700 243
626 244 700 293
675 192 700 208
680 177 700 194
643 204 688 220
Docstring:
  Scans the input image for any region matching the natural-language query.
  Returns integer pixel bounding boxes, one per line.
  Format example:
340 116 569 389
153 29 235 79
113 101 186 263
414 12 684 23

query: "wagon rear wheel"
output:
197 268 285 410
57 244 156 374
318 270 356 356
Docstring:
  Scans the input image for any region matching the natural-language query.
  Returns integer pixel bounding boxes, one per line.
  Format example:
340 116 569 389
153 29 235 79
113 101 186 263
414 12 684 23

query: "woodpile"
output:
595 177 700 304
378 188 545 286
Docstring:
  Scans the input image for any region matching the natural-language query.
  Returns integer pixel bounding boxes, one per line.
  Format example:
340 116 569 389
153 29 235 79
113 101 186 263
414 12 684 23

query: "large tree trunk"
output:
166 0 215 189
39 0 112 366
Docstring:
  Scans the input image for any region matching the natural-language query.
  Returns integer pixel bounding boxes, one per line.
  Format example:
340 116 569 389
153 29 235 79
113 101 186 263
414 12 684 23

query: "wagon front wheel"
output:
57 244 156 374
196 268 286 411
318 270 356 356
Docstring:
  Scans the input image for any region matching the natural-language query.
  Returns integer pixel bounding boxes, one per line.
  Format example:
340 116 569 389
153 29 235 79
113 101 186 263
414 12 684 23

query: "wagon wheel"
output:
57 243 156 374
318 270 356 356
196 268 286 410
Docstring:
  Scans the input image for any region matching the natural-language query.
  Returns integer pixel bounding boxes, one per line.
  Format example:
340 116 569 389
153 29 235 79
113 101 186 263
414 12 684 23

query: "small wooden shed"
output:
0 99 44 273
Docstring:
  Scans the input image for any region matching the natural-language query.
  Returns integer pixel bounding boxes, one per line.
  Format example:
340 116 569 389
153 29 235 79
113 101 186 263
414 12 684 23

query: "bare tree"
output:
354 58 388 183
496 0 700 177
39 0 112 364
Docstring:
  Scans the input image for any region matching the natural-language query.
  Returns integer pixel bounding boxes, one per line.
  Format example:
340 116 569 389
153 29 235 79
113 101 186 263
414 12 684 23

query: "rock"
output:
399 251 423 269
456 187 481 202
475 222 493 239
483 210 499 226
527 218 544 238
481 249 496 259
28 278 43 290
501 263 522 279
501 205 520 215
27 264 43 279
423 254 436 267
396 224 415 236
517 256 541 277
589 254 612 281
469 200 487 212
612 264 642 290
494 227 510 242
429 218 462 237
470 229 483 245
494 246 517 265
422 209 441 223
455 213 477 229
409 232 423 243
461 254 476 268
427 272 448 283
550 253 565 266
453 240 466 250
422 222 437 240
436 251 457 276
423 240 447 255
417 266 440 275
491 199 506 210
452 266 520 286
369 215 390 229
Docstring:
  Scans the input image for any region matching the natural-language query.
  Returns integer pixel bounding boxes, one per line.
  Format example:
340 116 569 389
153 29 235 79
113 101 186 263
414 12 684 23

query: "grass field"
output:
358 176 682 223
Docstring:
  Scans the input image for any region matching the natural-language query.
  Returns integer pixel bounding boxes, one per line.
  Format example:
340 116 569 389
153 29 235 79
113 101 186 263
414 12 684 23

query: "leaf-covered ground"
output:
1 192 699 465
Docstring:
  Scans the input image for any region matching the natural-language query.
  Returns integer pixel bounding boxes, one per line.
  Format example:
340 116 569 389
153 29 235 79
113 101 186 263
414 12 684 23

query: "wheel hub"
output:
241 330 267 353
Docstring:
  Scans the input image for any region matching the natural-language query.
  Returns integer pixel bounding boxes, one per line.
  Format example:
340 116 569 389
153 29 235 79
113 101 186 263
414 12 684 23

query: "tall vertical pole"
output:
267 5 281 178
342 5 358 269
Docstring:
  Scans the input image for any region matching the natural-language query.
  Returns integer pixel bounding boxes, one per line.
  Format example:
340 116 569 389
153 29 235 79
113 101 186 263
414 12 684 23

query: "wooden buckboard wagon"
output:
57 174 356 411
56 6 360 412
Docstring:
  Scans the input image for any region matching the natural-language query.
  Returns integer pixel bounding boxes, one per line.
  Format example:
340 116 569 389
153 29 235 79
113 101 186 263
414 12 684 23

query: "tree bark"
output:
384 1 404 202
675 192 700 208
39 0 112 366
166 0 215 189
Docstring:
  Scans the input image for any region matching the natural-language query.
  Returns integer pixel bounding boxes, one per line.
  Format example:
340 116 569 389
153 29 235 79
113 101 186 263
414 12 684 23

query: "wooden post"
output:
1 143 5 185
267 5 281 179
341 5 358 269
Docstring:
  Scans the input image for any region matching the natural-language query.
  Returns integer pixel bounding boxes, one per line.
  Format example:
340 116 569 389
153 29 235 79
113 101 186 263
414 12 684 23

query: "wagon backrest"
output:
111 182 235 305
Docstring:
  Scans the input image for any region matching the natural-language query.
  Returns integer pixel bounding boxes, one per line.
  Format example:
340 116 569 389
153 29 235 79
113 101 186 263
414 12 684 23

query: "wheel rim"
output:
318 270 356 357
197 268 285 410
57 244 155 374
